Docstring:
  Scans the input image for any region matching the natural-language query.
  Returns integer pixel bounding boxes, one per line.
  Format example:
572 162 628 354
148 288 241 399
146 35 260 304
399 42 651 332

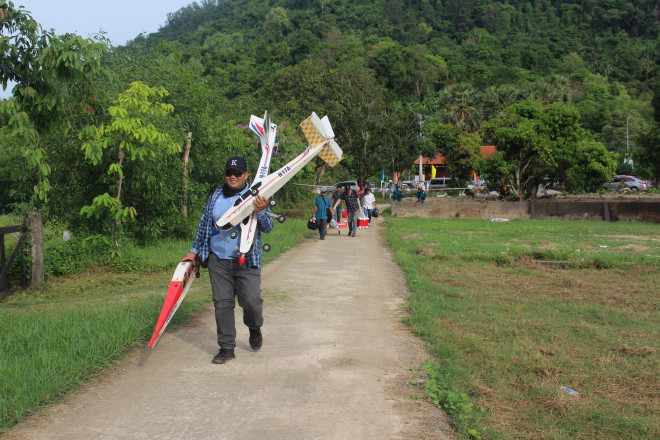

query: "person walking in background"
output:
331 185 343 221
184 156 273 365
387 180 395 202
361 187 376 225
333 185 362 237
314 188 332 240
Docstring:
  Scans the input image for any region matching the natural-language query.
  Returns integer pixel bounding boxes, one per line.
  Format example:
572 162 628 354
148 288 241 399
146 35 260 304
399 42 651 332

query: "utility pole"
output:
625 115 633 166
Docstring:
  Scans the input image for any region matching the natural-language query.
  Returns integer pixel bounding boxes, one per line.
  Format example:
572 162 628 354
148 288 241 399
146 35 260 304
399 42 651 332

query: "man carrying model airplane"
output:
164 109 340 363
183 156 273 364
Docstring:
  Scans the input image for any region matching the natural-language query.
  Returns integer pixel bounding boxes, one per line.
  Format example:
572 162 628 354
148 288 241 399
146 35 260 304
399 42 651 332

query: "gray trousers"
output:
208 253 263 349
347 210 358 235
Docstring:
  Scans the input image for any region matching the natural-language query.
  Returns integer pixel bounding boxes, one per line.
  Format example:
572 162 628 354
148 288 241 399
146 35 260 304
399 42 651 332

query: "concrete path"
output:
4 217 455 440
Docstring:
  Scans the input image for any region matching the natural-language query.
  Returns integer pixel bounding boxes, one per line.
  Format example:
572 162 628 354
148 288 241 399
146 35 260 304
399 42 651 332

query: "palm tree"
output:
483 84 519 120
435 83 483 133
544 74 572 104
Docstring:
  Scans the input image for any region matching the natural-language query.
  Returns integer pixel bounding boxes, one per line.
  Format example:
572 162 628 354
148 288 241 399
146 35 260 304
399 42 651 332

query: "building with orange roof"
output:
413 146 497 182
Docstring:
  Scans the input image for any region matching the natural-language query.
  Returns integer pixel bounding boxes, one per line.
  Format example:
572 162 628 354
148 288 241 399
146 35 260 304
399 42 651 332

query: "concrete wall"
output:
390 197 660 223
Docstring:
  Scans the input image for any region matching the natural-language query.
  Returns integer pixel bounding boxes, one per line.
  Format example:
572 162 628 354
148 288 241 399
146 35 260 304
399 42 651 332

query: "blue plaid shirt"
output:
191 184 274 269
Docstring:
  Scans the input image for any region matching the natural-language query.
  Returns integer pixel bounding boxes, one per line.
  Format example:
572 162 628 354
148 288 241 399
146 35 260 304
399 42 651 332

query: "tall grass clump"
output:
0 297 161 428
385 215 660 439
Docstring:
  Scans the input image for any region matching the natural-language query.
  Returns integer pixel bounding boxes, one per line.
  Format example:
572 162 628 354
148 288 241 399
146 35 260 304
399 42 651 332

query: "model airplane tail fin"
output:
250 111 278 179
300 112 343 167
249 114 267 140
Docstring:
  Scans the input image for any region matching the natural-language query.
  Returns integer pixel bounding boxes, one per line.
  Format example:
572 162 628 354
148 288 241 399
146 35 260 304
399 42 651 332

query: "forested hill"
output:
3 0 660 239
148 0 659 92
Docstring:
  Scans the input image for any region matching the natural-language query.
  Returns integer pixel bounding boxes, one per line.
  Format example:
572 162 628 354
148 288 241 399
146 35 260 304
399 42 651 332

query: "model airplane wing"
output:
216 112 342 233
300 112 342 167
148 256 200 348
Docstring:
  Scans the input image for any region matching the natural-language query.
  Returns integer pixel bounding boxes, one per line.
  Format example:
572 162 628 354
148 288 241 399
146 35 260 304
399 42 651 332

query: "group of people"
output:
387 180 403 202
386 180 427 203
313 184 377 239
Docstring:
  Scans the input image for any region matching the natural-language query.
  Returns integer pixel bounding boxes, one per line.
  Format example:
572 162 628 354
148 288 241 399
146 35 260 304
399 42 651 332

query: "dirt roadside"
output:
3 216 456 440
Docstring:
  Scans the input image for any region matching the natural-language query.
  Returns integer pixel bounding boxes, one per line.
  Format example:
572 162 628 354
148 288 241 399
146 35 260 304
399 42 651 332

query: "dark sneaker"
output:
249 328 263 350
212 348 235 364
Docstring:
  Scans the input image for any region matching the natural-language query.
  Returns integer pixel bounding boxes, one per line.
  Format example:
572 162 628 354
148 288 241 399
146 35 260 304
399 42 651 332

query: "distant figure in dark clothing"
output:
331 186 343 221
416 186 426 203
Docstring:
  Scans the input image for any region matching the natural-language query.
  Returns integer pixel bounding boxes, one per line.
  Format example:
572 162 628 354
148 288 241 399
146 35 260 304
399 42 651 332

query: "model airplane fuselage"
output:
217 112 342 263
232 112 278 259
148 256 200 348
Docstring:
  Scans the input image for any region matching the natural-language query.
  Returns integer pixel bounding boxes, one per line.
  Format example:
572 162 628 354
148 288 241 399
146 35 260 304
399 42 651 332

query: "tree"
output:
389 44 446 102
434 83 483 133
425 121 483 184
1 1 107 202
264 7 292 42
79 82 180 251
636 128 660 188
564 140 617 193
636 86 660 188
481 100 615 199
380 103 434 181
481 103 547 199
333 61 387 184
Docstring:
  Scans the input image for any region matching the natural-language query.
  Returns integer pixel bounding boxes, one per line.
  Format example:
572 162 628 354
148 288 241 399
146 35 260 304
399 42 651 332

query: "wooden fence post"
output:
30 211 44 289
182 132 192 219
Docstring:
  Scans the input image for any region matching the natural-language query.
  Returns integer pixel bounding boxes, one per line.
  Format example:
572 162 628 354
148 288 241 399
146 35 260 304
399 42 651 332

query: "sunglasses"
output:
225 169 245 178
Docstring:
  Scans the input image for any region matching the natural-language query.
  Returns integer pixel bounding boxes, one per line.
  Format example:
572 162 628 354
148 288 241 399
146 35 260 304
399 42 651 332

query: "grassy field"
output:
384 216 659 439
0 217 313 433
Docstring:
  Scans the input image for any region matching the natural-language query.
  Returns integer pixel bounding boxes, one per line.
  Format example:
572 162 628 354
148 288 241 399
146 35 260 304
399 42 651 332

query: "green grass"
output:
384 216 660 439
0 215 16 228
0 217 313 433
1 214 21 257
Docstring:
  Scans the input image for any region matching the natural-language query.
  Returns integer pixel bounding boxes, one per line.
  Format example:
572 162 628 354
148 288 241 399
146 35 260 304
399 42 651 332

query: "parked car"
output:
603 176 648 192
427 177 451 190
334 181 359 191
537 180 566 197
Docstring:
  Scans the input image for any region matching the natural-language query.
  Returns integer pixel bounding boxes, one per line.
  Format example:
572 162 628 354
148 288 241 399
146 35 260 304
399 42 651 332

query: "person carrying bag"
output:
313 188 332 240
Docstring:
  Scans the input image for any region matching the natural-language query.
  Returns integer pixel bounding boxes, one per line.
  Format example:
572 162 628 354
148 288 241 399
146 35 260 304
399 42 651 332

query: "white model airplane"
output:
217 112 342 264
233 111 279 261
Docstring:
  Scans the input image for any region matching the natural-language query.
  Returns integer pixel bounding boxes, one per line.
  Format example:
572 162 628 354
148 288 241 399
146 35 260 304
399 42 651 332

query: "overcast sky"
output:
3 0 195 97
18 0 194 45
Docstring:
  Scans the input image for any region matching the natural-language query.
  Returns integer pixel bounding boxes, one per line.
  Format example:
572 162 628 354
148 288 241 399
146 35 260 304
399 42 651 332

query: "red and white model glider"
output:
148 256 200 348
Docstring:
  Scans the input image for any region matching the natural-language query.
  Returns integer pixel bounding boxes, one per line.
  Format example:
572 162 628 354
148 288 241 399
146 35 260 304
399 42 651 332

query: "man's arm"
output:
189 187 219 262
254 195 274 233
